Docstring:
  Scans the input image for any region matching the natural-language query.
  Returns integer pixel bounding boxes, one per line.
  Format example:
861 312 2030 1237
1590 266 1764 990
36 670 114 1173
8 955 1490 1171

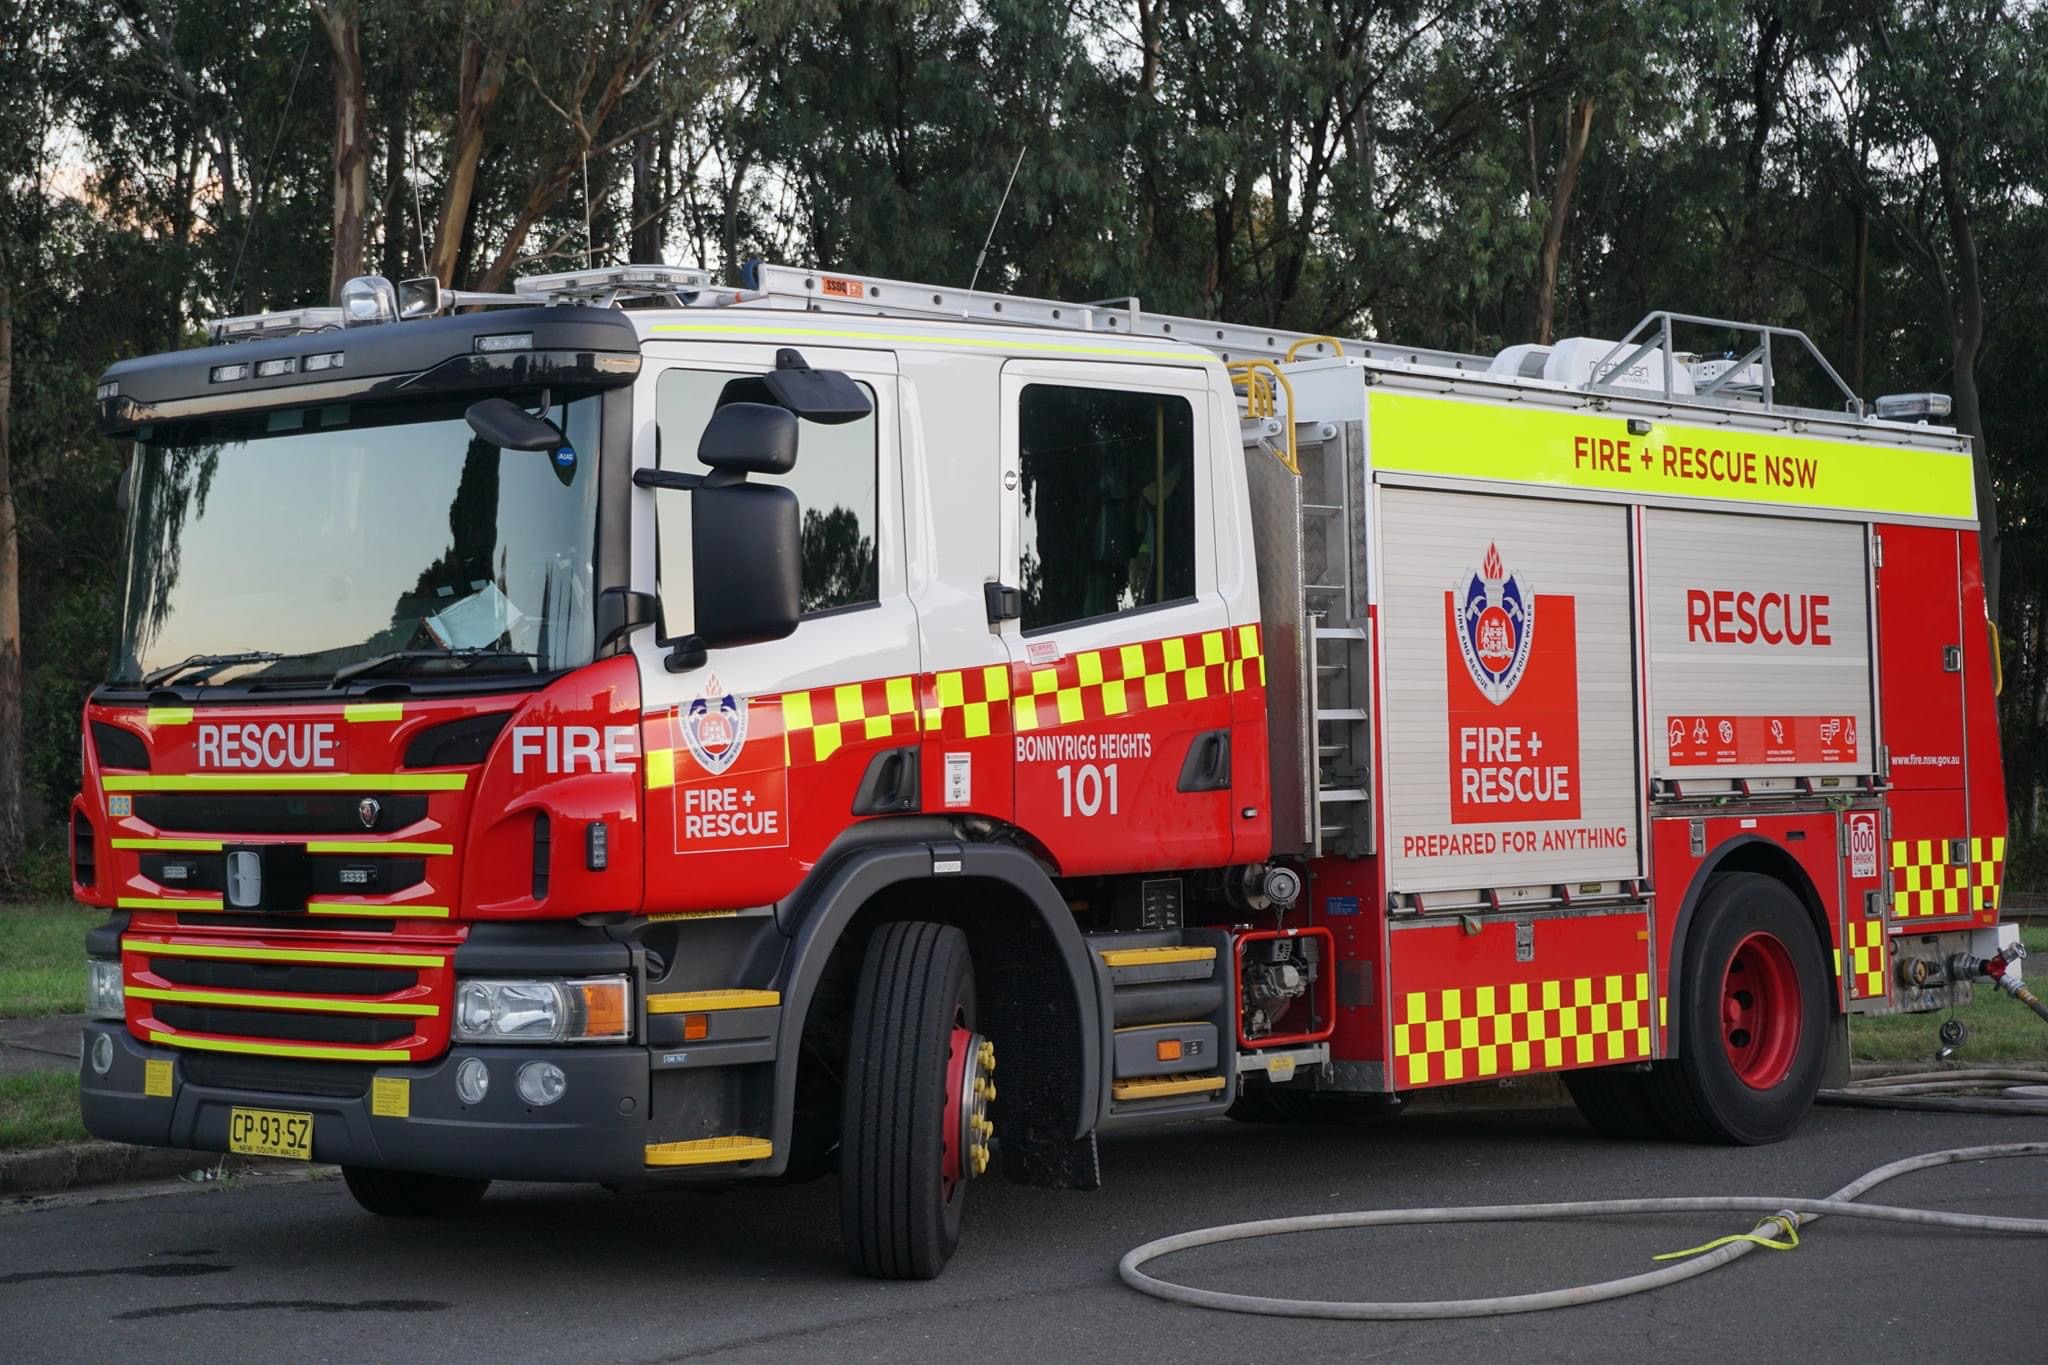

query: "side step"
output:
645 1136 774 1168
1111 1074 1228 1102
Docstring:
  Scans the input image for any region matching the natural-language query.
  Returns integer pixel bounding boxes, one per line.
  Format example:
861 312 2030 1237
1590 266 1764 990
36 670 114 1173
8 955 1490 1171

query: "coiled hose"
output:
1119 1142 2048 1319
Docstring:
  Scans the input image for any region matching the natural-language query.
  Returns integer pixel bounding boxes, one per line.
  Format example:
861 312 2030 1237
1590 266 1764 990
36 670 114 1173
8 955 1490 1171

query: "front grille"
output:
181 1053 376 1099
155 1004 412 1045
177 913 402 933
134 792 427 834
149 955 418 996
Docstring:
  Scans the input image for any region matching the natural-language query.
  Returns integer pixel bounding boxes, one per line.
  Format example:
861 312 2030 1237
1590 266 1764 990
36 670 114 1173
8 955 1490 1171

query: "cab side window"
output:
1017 384 1195 633
655 369 879 630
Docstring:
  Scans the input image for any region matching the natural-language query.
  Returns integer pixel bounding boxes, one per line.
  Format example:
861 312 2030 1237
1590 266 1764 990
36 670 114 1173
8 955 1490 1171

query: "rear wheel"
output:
341 1166 490 1217
1563 1066 1670 1140
1649 872 1829 1144
839 921 992 1279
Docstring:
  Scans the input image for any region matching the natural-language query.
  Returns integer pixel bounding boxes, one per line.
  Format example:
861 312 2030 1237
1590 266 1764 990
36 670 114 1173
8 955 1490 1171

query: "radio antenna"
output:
966 145 1027 297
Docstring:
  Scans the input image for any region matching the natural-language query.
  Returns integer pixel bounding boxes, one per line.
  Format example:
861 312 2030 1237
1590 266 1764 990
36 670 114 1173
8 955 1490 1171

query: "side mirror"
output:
691 483 800 649
698 402 797 475
465 397 564 452
762 348 871 425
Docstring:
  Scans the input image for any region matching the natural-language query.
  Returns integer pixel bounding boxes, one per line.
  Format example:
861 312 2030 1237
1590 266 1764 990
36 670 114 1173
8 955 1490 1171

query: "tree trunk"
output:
1938 149 1998 621
1532 97 1596 346
315 1 371 304
0 282 22 870
629 132 661 263
1849 200 1868 395
427 27 511 288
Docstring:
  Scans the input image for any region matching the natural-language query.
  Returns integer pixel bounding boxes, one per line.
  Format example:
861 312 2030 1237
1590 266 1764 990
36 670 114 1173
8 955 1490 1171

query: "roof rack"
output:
1593 311 1864 417
732 261 1493 370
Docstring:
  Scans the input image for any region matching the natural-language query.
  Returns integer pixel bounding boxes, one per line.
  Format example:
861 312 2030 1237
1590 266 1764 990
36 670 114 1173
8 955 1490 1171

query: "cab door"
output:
997 360 1239 874
633 345 916 913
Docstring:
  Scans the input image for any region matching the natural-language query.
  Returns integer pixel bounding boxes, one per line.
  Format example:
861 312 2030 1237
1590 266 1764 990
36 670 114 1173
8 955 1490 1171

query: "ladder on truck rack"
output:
731 262 1494 370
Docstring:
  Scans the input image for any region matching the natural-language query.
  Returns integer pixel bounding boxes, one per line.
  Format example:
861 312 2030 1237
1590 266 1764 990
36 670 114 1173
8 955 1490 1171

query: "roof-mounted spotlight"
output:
340 275 400 327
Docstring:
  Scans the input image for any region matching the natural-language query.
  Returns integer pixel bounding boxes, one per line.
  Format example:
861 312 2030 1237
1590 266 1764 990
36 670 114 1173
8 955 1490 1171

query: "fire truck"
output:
74 262 2017 1278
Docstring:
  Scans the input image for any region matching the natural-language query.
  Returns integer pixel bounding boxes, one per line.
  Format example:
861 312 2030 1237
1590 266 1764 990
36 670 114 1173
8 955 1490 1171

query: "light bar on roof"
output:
206 306 347 344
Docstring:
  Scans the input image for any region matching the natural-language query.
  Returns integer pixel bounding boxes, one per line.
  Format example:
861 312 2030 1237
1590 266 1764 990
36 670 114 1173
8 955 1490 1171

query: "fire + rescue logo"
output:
1457 543 1535 706
681 676 749 775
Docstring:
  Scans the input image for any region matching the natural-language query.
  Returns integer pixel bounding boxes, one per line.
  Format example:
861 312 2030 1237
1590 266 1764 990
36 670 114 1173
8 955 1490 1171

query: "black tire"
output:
1648 872 1829 1145
1563 1066 1671 1140
341 1166 490 1216
839 920 977 1279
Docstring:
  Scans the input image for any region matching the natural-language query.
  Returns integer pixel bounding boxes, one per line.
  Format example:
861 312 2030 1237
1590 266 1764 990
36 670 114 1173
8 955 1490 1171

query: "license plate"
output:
228 1106 314 1160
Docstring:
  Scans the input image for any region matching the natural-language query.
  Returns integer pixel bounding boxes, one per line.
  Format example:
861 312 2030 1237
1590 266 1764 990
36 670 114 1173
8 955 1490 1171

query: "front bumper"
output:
81 1022 662 1183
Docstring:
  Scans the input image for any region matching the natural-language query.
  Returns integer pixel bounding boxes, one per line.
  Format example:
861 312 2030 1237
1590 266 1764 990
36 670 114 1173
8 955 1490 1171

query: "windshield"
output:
112 392 600 688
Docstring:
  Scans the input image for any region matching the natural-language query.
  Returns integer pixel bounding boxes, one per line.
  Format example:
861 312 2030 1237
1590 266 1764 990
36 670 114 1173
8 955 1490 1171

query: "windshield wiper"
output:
331 647 543 687
140 651 290 687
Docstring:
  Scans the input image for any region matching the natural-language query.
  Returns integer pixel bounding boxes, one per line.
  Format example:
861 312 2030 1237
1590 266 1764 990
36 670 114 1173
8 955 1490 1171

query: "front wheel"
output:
839 921 993 1279
1649 872 1829 1144
341 1166 490 1216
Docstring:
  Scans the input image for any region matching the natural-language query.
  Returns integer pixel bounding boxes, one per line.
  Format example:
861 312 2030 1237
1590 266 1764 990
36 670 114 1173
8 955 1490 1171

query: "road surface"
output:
3 1103 2042 1362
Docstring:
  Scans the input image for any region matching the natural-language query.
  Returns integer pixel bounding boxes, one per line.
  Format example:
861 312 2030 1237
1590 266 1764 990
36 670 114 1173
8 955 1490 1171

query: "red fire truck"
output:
75 264 2016 1278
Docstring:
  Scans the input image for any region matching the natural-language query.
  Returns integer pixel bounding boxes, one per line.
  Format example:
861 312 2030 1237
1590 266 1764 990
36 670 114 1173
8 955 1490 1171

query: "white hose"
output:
1119 1143 2048 1319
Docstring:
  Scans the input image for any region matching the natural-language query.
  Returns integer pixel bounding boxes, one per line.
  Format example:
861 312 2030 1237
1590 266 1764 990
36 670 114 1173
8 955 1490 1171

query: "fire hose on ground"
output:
1121 955 2048 1320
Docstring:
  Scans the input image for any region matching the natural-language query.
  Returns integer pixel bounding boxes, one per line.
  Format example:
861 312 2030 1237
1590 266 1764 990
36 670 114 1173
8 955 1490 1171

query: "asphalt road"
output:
3 1103 2044 1364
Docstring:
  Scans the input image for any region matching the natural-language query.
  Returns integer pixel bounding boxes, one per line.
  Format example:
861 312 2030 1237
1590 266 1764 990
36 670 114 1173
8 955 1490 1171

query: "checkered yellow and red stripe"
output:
646 624 1265 781
1394 972 1652 1086
1890 836 2004 918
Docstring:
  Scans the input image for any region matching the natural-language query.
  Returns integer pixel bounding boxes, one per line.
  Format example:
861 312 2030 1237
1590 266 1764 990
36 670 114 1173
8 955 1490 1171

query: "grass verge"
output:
0 1071 87 1149
0 901 98 1019
1851 923 2048 1063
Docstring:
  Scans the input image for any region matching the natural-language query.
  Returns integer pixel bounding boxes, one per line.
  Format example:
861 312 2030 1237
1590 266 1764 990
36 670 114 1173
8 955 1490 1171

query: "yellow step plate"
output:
1112 1073 1228 1101
1096 945 1217 968
646 989 781 1014
645 1136 775 1168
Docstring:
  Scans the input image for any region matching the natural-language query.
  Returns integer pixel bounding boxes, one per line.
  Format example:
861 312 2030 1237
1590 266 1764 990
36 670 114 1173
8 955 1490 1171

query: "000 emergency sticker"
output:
944 753 972 808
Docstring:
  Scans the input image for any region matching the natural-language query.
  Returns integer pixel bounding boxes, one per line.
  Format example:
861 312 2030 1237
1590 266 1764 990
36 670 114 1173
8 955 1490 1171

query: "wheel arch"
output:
1664 835 1840 1054
765 840 1104 1176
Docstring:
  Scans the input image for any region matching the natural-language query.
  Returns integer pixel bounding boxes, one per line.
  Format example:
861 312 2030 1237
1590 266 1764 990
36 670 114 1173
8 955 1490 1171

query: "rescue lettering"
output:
510 725 637 774
1457 726 1572 807
197 722 337 770
681 785 782 840
1684 590 1831 646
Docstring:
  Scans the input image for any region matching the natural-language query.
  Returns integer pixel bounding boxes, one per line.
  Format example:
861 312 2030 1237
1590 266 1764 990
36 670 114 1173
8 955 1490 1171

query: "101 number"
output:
1054 763 1120 817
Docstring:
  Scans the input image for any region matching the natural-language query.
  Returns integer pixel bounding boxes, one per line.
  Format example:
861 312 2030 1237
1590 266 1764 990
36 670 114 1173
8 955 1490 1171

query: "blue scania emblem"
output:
681 685 748 775
1456 542 1534 705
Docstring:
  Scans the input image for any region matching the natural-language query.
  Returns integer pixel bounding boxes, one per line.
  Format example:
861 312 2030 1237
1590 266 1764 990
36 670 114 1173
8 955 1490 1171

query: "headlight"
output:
86 959 125 1020
454 976 630 1044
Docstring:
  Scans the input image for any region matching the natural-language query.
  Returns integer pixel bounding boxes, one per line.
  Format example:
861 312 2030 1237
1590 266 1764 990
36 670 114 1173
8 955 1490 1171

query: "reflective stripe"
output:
643 746 676 791
130 985 439 1017
103 772 467 792
112 838 224 852
647 989 781 1013
147 1030 413 1063
146 707 195 726
118 896 225 912
305 840 453 856
1368 390 1976 521
130 940 445 969
343 703 404 723
1097 945 1216 967
304 902 452 919
648 320 1200 362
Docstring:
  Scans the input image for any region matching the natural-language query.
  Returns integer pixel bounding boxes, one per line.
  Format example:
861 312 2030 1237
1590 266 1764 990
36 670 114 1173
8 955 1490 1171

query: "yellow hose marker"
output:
1652 1214 1800 1261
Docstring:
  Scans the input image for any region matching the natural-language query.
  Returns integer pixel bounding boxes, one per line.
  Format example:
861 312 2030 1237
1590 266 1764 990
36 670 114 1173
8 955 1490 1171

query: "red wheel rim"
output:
1721 931 1800 1090
940 1024 993 1197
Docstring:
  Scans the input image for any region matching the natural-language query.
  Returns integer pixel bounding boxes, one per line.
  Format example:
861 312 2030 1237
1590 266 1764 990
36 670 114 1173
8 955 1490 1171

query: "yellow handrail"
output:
1283 335 1345 362
1227 359 1298 474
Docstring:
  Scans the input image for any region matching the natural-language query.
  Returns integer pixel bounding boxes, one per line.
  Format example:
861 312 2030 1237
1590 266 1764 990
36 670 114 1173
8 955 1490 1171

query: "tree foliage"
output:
3 0 2045 876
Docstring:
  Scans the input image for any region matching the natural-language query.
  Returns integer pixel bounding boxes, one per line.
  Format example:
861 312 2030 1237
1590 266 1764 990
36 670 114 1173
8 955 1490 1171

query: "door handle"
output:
1177 730 1232 792
852 745 921 814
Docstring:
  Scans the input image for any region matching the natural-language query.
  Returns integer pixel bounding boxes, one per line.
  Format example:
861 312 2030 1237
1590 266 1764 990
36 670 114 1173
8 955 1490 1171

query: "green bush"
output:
2007 832 2047 898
